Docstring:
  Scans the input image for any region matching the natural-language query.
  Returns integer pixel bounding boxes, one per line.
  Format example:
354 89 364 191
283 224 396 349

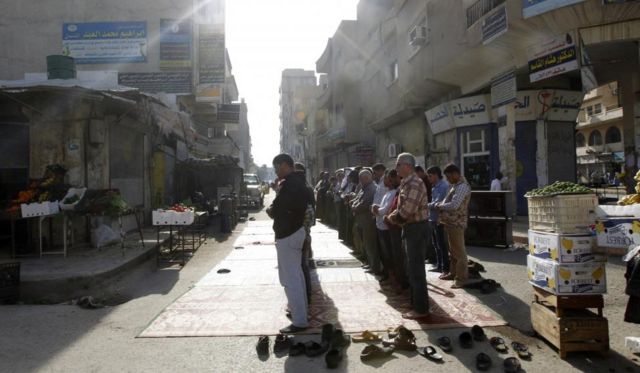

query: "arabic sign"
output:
522 0 586 18
513 90 581 121
425 103 454 135
482 4 508 45
217 104 240 123
450 95 492 127
528 32 579 83
491 71 517 108
199 24 225 84
160 19 192 70
62 22 147 64
118 72 192 94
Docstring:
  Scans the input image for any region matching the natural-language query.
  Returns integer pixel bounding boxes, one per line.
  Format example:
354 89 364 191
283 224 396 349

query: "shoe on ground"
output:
401 310 430 320
428 268 443 273
279 324 308 334
256 335 269 356
440 273 455 281
451 280 466 289
274 333 292 353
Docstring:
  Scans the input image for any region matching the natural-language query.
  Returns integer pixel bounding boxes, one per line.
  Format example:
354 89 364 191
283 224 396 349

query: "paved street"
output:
0 193 638 373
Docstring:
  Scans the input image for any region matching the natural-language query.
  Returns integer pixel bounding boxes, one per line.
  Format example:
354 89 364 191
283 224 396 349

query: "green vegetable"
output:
525 181 593 197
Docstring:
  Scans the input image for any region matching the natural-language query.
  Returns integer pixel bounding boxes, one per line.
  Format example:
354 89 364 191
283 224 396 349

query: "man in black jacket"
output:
267 153 310 333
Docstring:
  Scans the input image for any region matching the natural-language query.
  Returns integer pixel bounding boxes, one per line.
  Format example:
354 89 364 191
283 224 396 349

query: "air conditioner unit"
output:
409 25 428 46
388 143 402 158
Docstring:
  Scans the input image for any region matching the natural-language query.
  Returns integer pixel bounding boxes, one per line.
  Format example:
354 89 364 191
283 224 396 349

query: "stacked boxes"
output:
527 194 606 295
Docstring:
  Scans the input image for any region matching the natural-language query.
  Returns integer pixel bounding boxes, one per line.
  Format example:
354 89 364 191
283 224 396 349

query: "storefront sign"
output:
514 91 539 121
482 4 508 45
160 19 192 70
217 104 240 123
198 24 225 84
522 0 586 19
450 95 492 127
196 84 223 103
62 22 147 64
513 90 581 121
118 72 192 94
528 32 579 83
491 71 517 108
425 103 454 135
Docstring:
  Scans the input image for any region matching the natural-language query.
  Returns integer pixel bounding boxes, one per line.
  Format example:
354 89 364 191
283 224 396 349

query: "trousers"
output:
444 226 468 282
276 227 308 327
403 221 430 314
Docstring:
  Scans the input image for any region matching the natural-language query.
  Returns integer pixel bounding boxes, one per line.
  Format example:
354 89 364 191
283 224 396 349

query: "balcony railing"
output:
466 0 506 27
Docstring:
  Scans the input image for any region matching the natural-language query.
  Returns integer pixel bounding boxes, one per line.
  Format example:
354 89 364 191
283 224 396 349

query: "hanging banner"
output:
62 22 147 64
482 4 508 45
118 72 192 94
160 19 192 70
528 32 579 83
198 24 225 84
522 0 586 19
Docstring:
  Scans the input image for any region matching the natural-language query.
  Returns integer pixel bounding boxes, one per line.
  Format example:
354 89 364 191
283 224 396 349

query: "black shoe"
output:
321 323 336 345
325 348 343 369
289 342 306 357
331 329 351 349
274 334 292 354
279 324 308 334
471 325 486 341
459 331 473 349
256 335 269 357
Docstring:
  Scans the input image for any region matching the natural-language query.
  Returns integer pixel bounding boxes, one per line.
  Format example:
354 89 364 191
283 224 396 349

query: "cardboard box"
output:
152 210 195 226
20 201 60 218
527 255 607 295
528 230 604 263
594 218 640 250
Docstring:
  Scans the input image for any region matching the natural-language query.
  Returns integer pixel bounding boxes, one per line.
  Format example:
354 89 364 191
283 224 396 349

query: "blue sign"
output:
522 0 586 18
62 22 147 64
482 5 508 45
160 19 192 69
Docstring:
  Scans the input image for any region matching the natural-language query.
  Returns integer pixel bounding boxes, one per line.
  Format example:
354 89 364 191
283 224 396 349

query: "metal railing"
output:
466 0 506 28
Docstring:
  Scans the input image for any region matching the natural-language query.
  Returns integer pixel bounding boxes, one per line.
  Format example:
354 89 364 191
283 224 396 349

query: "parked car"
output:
243 173 264 208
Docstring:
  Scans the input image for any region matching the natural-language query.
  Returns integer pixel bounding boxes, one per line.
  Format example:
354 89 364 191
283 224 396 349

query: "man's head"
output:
372 163 386 182
358 169 373 185
414 165 425 178
335 170 345 181
495 171 503 180
294 162 306 173
395 152 416 178
272 153 294 179
388 169 400 188
426 166 442 186
443 163 462 184
322 171 330 180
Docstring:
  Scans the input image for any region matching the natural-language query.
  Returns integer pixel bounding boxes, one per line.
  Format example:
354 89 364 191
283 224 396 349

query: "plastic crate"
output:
527 194 597 234
0 262 20 304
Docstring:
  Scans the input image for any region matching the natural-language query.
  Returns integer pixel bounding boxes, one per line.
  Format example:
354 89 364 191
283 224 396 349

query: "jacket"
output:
269 171 310 239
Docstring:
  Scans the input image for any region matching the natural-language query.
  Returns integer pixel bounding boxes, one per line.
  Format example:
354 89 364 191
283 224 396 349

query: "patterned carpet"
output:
139 221 506 337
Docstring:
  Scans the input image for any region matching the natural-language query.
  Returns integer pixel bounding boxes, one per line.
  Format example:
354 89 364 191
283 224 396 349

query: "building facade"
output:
279 69 318 165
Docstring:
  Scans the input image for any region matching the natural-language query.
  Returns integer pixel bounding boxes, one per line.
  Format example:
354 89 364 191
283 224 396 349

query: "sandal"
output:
504 357 522 373
511 341 532 359
382 334 417 351
360 345 395 361
418 346 443 362
437 336 453 353
459 331 473 349
489 336 508 353
352 330 381 343
471 325 486 341
476 352 492 371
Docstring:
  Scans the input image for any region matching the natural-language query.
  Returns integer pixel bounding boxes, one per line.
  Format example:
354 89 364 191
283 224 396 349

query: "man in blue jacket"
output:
267 153 310 333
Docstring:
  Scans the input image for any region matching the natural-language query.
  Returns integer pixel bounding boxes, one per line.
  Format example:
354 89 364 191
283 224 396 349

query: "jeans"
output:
276 227 308 327
432 223 450 272
402 221 430 314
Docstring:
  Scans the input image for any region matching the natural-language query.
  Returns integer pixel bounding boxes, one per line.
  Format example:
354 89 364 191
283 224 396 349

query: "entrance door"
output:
515 122 537 215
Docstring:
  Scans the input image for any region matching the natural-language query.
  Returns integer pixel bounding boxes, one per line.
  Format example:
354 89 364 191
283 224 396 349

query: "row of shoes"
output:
256 323 351 369
354 324 530 372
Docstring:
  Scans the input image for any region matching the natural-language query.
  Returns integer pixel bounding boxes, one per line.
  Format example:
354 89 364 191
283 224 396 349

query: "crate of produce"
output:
528 230 604 263
20 201 60 218
527 255 606 295
527 194 597 234
531 301 609 359
0 262 20 304
59 187 87 211
593 218 640 250
152 210 195 226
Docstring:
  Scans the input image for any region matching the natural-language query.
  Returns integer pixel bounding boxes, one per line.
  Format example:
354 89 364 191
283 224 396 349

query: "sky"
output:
226 0 359 167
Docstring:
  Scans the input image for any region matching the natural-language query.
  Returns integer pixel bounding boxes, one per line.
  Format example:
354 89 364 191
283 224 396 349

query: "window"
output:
594 103 602 114
389 61 398 82
586 106 593 116
605 127 622 144
588 130 602 146
460 128 491 189
466 0 506 27
576 132 586 147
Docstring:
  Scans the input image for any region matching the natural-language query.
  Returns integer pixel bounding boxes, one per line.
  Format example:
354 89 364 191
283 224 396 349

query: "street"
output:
0 192 638 373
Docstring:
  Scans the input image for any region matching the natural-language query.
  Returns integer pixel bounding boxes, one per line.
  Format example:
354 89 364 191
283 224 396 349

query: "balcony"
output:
576 107 623 129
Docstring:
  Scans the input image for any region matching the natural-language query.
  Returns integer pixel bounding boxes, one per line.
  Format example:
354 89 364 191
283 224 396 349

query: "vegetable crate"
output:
527 194 597 234
152 210 195 226
20 201 60 218
0 262 20 304
531 301 609 359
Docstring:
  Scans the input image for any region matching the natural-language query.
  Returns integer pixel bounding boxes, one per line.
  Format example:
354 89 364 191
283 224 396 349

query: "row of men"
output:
313 153 472 320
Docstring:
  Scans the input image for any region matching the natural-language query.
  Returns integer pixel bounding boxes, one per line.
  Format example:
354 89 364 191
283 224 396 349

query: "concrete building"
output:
576 82 624 185
279 69 317 165
309 0 640 215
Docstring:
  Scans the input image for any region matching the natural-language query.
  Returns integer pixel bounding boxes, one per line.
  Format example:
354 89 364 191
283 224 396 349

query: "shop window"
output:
588 130 602 146
460 128 490 188
576 132 585 147
605 127 621 144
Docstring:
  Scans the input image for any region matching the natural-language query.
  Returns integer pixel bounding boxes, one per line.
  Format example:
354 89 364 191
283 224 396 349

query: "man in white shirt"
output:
490 172 503 191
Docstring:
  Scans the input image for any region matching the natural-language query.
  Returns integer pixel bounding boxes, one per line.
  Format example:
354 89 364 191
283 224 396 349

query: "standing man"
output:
387 153 430 319
490 171 503 191
267 154 310 333
426 166 450 276
436 163 471 289
351 169 381 275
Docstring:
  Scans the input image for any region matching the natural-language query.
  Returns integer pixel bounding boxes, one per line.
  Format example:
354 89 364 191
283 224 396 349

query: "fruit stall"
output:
153 202 208 266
